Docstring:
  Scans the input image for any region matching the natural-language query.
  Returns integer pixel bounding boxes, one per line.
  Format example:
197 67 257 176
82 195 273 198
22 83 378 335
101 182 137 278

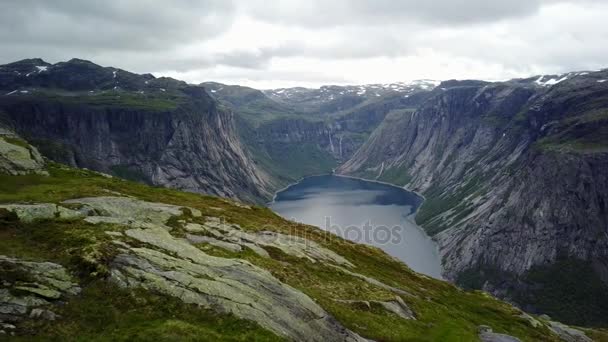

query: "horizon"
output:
3 56 604 91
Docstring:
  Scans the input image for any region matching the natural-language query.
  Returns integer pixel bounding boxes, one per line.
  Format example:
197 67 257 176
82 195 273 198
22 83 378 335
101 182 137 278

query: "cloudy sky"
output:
1 0 607 88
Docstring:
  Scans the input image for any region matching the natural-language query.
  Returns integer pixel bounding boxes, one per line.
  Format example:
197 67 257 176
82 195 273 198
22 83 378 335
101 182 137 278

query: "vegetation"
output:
0 162 596 341
15 89 182 112
12 281 281 342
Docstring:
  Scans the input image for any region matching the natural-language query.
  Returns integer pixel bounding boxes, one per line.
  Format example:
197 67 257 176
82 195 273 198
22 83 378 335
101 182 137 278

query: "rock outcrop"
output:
339 71 608 325
0 58 272 203
0 256 81 334
55 196 363 341
0 135 46 176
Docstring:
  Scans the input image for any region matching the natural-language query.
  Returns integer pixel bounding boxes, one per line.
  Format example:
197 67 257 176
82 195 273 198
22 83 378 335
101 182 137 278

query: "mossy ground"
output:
1 163 605 341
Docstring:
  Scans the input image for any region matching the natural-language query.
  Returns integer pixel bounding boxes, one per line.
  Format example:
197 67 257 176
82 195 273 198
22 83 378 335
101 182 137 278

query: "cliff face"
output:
205 81 432 184
0 59 272 203
0 136 600 342
339 72 608 325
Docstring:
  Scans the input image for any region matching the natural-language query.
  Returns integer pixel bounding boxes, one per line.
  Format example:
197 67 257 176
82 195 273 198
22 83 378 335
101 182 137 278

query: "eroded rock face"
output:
338 74 608 323
547 321 593 342
63 196 201 225
0 136 46 176
58 196 363 341
186 217 354 267
109 226 363 341
478 325 522 342
0 204 84 223
0 256 80 332
0 59 273 203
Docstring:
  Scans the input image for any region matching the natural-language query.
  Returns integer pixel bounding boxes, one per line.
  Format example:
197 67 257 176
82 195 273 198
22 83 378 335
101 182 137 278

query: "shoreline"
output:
267 172 444 278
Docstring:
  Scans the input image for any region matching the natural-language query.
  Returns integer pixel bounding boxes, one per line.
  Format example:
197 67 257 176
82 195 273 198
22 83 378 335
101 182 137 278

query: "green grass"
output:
378 166 412 186
514 259 608 327
416 174 483 235
1 136 30 149
12 281 282 342
0 161 600 341
17 89 182 112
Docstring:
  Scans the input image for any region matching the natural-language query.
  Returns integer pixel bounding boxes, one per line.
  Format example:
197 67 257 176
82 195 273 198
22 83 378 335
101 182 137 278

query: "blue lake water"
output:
269 175 443 279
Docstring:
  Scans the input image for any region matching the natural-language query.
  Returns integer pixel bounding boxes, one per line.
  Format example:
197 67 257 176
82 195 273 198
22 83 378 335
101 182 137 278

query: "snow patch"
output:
598 79 607 83
35 66 48 72
5 90 18 95
113 71 117 79
160 88 166 92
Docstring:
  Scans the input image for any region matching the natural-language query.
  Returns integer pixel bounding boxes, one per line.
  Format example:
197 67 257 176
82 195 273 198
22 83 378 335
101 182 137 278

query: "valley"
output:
1 58 607 340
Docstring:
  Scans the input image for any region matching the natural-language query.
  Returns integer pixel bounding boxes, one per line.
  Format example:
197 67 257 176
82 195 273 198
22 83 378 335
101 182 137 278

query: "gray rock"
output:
0 136 46 176
547 321 592 342
479 331 522 342
186 234 243 253
194 217 354 267
29 308 58 321
63 196 202 225
0 204 84 223
0 255 79 329
113 225 365 341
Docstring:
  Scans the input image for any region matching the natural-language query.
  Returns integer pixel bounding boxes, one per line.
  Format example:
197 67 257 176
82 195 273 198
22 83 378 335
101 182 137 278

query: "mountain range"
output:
1 58 607 340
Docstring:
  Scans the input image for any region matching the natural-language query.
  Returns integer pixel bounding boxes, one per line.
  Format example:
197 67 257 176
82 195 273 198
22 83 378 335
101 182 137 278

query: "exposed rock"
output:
111 225 364 341
29 308 57 321
330 265 415 298
186 234 243 253
478 326 522 342
0 256 80 330
339 72 608 323
547 321 593 342
0 60 274 203
378 296 416 320
191 217 354 267
0 136 46 176
336 296 415 320
63 196 201 226
0 204 84 223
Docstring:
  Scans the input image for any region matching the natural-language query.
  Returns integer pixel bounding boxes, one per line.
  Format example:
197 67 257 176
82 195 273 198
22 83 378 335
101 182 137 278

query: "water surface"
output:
269 175 443 279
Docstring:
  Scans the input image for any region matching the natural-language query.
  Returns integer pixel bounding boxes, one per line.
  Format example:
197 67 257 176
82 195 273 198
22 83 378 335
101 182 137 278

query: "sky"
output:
1 0 607 89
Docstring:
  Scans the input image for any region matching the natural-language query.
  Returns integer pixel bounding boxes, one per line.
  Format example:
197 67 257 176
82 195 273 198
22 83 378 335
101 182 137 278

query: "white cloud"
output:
1 1 607 88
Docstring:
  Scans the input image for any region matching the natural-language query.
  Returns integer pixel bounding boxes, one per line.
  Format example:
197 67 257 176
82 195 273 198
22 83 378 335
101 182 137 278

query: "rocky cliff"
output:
0 59 272 203
339 71 608 326
205 81 433 184
0 136 601 341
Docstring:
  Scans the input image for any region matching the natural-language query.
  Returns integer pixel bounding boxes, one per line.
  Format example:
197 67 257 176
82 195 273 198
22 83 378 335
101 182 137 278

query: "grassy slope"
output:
2 164 602 341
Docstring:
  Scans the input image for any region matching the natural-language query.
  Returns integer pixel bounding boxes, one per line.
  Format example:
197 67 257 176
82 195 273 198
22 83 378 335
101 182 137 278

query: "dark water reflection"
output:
269 175 443 279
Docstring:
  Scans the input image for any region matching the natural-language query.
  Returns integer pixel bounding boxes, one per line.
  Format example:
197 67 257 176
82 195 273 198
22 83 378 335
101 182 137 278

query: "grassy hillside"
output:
1 156 604 341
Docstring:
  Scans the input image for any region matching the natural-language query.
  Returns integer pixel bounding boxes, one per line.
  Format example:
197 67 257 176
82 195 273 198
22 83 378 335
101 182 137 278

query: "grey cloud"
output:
0 0 235 52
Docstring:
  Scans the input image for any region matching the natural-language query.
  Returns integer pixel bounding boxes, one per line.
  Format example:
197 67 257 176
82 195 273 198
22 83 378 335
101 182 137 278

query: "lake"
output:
269 175 443 279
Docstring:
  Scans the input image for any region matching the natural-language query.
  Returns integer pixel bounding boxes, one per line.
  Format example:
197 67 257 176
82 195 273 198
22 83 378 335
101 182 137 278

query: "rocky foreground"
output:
0 132 604 341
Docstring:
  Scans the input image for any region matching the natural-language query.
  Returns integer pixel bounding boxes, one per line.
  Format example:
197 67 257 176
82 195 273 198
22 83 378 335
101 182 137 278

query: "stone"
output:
64 196 202 226
479 330 522 342
0 204 84 223
193 217 354 267
29 308 57 321
112 225 365 341
0 137 46 176
0 255 80 329
13 285 62 300
378 296 415 320
186 234 243 253
336 296 415 320
547 321 592 342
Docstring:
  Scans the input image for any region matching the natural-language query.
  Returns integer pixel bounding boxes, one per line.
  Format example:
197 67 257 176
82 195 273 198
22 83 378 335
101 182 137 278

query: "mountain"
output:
0 131 604 341
204 81 435 186
0 59 272 203
339 70 608 326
